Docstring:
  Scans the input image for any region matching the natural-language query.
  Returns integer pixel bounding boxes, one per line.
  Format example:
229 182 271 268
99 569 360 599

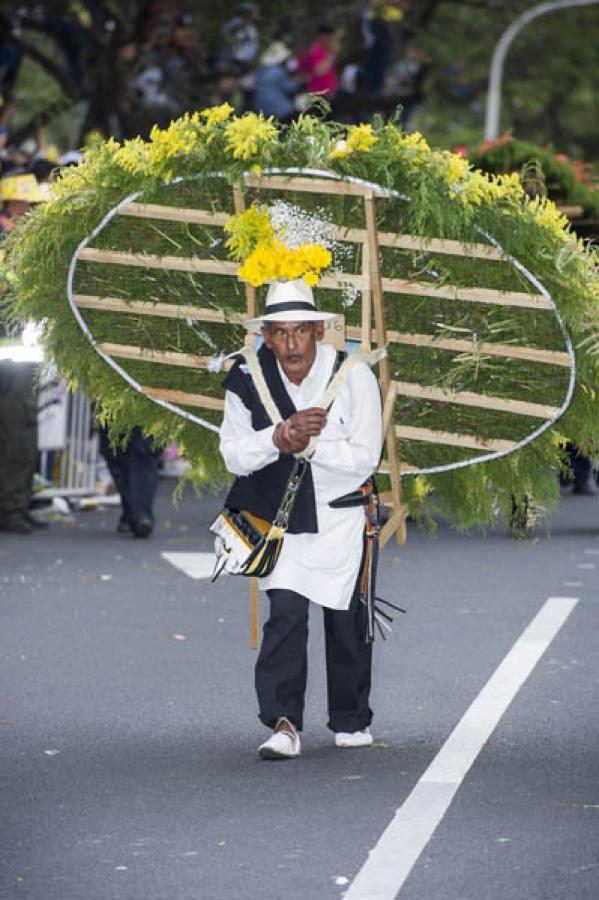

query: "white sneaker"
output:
335 728 373 749
258 719 301 760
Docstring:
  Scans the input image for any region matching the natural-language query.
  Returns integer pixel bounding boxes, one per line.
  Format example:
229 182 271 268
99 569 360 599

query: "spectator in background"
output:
297 25 340 99
220 3 260 75
254 41 301 123
0 173 48 534
41 0 90 92
98 426 162 538
360 5 393 97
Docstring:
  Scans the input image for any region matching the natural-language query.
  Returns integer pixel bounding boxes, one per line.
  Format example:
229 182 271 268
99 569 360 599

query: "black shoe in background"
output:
117 516 132 534
573 480 597 496
0 514 34 535
132 518 153 538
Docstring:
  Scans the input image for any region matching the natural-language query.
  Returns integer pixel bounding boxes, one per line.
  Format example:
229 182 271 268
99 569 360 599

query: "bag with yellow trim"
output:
209 456 308 580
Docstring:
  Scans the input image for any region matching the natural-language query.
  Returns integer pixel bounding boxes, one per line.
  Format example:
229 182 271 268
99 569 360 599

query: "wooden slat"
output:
317 272 367 290
377 232 502 260
79 247 238 275
244 173 383 198
382 277 550 310
142 386 225 411
377 460 419 476
396 424 517 452
98 342 234 370
384 330 570 368
120 203 229 226
74 294 244 324
78 247 367 290
119 203 503 260
393 380 559 419
337 227 503 260
345 324 570 368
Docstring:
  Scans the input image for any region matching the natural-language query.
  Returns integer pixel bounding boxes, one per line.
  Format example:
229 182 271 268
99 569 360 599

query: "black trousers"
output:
255 585 373 733
0 363 37 519
98 426 161 524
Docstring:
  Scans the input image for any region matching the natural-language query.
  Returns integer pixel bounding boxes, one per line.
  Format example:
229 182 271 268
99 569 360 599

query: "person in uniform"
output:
219 279 383 759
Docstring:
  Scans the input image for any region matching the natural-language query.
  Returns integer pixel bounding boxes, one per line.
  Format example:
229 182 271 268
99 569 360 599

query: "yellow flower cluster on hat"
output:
225 204 332 288
238 240 331 288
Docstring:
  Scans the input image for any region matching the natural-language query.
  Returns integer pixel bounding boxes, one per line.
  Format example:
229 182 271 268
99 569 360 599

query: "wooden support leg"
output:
250 577 259 651
232 184 257 347
364 194 407 547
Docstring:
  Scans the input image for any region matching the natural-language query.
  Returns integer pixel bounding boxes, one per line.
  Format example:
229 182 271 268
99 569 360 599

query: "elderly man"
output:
219 280 382 759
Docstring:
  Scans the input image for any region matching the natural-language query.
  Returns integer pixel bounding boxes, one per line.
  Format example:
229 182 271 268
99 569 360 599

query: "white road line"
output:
161 552 216 580
344 596 579 900
576 563 596 570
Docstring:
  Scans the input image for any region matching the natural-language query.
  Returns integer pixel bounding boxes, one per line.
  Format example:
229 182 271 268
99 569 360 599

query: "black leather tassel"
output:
376 597 407 615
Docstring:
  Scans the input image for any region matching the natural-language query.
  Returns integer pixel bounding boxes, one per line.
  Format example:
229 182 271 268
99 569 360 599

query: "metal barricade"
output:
37 388 98 498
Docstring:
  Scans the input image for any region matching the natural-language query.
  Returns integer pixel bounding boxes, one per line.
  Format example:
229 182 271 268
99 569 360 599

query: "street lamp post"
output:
484 0 599 142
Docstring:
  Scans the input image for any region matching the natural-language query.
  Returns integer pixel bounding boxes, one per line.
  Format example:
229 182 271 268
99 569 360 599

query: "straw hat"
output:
1 174 48 204
260 41 291 67
243 278 337 332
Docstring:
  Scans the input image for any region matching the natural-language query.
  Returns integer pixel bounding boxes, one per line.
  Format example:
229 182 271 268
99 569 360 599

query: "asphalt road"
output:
1 482 598 900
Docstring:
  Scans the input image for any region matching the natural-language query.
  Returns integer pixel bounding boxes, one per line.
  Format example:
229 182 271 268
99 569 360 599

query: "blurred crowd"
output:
0 2 421 147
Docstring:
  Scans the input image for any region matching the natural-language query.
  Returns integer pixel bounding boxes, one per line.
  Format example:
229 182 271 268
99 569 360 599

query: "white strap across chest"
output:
240 345 386 459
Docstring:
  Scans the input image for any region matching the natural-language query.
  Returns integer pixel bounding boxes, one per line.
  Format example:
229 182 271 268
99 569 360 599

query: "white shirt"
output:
219 343 383 610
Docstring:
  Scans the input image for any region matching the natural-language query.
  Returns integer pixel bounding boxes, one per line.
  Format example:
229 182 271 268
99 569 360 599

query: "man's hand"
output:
274 408 328 454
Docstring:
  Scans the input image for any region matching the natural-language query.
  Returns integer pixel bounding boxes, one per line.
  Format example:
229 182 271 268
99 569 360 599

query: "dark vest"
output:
222 344 320 534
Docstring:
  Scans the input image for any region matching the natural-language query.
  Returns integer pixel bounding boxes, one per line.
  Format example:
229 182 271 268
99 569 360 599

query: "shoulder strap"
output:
240 345 284 427
300 347 387 458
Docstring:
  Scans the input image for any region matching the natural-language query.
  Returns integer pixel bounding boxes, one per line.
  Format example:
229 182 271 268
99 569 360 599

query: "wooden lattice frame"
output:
75 173 569 546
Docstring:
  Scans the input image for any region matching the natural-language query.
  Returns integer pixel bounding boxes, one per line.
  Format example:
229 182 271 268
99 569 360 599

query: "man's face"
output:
262 320 324 385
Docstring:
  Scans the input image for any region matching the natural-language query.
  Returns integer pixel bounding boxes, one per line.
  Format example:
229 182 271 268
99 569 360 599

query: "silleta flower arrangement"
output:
3 106 599 532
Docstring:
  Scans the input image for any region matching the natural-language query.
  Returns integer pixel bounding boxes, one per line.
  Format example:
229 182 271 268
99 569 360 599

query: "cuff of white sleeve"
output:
250 424 280 472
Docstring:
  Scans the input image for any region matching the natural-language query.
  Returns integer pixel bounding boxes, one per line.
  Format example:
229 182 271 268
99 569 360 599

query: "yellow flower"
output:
144 113 204 170
224 113 278 160
113 136 151 175
347 123 377 153
330 125 377 160
412 476 432 503
236 239 331 288
527 194 570 239
330 139 350 160
224 206 274 260
299 244 332 270
200 102 234 127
